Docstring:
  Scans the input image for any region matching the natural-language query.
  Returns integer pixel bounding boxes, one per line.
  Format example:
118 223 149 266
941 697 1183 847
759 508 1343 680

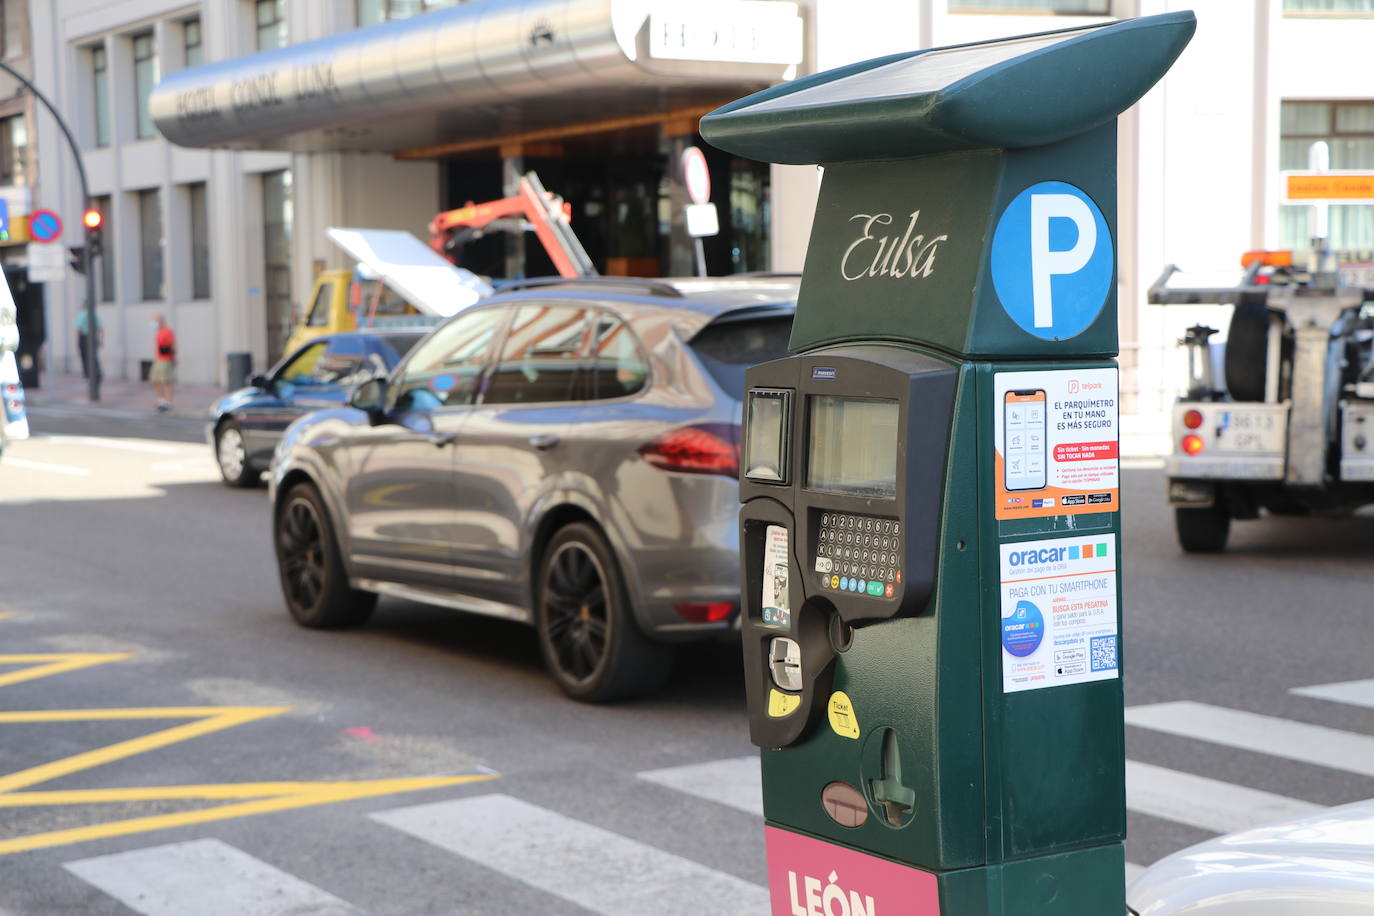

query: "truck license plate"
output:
1217 410 1284 453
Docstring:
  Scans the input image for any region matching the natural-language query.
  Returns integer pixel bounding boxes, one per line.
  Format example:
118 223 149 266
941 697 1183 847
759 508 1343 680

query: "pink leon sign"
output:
765 826 941 916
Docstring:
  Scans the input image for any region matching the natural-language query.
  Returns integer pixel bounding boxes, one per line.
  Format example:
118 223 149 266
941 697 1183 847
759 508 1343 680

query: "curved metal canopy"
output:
150 0 802 153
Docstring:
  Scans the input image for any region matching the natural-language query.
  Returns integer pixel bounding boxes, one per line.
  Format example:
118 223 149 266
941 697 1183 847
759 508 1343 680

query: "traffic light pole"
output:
0 61 100 401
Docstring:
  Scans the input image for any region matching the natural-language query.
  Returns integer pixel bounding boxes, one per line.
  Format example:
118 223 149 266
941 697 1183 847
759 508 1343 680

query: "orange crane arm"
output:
427 172 593 279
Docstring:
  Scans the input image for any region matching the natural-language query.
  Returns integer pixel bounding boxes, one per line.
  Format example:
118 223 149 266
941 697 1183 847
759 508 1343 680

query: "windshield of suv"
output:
689 313 793 399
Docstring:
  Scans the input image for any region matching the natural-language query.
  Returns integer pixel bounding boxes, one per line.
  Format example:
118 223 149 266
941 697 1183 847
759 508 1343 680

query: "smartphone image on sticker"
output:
1004 389 1047 491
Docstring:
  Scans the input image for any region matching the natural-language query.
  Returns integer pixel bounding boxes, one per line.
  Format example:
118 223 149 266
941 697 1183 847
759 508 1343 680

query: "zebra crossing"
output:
49 679 1374 915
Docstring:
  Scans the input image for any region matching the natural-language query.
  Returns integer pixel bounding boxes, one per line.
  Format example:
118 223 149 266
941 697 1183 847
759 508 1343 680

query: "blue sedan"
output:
209 330 426 487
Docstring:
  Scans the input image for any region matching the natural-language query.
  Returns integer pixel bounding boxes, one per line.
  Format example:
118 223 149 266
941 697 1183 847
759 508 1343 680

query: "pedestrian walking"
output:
75 308 102 380
150 314 176 411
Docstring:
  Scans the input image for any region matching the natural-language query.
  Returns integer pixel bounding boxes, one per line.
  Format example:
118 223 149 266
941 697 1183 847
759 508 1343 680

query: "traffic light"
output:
68 245 85 274
82 208 103 258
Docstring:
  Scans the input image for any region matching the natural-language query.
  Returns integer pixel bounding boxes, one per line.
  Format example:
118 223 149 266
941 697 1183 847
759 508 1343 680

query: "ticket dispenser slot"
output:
740 348 956 749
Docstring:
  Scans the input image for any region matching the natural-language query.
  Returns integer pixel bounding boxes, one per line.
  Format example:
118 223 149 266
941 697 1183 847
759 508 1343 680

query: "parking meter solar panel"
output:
740 30 1080 112
716 11 1194 916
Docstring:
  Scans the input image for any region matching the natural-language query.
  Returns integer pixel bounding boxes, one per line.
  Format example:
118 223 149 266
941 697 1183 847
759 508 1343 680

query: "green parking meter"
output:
705 12 1194 915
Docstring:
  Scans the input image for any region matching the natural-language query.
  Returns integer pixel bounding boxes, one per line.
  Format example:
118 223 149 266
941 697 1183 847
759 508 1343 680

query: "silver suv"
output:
269 277 796 701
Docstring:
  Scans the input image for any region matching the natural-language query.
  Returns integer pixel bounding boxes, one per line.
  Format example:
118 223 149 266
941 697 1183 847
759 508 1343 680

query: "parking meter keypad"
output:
814 512 902 598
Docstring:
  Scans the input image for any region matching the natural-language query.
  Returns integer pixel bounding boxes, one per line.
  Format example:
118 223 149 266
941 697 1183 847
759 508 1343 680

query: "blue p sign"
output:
990 181 1112 341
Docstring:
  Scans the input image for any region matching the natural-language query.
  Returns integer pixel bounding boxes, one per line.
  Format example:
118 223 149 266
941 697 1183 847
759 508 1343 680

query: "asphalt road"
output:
2 403 1373 914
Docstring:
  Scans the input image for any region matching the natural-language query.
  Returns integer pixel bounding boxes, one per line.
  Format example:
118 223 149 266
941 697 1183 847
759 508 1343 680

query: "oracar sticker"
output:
1000 534 1118 693
761 525 791 628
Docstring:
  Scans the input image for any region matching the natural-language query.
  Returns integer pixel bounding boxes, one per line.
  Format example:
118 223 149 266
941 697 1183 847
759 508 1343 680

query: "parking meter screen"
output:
806 397 899 499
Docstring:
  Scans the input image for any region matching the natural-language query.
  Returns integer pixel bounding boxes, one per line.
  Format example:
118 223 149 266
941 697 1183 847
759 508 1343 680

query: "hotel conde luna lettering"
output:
176 59 341 123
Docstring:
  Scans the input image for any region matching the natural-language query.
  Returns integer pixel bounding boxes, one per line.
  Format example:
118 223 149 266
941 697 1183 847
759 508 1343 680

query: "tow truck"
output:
285 172 595 354
1150 247 1374 552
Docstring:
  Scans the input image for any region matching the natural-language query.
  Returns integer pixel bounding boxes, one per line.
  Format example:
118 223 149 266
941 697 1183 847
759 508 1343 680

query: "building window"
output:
93 194 114 303
256 0 287 50
139 189 164 301
92 45 110 148
948 0 1110 11
1281 101 1374 170
1284 0 1374 14
357 0 461 26
133 32 158 140
188 182 210 299
1 0 24 59
1280 101 1374 251
185 18 203 67
0 114 26 186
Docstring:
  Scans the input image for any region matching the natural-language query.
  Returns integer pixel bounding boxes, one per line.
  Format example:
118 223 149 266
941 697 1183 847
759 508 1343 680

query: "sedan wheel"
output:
215 422 255 488
535 522 672 702
274 482 376 628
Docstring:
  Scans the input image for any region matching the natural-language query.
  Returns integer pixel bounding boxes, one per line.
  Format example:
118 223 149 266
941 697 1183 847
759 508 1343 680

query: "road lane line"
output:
0 653 133 689
372 793 768 916
65 839 360 916
36 434 190 454
1126 701 1374 777
1292 679 1374 710
2 457 90 476
638 756 763 817
1125 760 1322 834
0 775 496 856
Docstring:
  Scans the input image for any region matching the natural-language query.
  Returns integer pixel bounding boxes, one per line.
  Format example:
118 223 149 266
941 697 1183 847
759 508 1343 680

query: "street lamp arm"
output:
0 60 100 401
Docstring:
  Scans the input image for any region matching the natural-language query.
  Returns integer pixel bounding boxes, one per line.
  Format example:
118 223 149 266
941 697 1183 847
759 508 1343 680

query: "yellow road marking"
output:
0 773 497 855
0 707 290 795
0 652 500 855
0 653 131 689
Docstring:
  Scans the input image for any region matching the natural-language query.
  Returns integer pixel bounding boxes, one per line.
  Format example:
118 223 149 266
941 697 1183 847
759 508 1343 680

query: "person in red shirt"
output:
150 314 176 412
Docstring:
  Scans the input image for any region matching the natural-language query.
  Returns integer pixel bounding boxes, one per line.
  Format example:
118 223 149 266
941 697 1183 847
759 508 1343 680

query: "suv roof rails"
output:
494 276 684 299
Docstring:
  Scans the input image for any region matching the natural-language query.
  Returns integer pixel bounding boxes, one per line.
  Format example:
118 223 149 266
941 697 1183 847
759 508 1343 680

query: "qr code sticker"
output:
1090 635 1118 672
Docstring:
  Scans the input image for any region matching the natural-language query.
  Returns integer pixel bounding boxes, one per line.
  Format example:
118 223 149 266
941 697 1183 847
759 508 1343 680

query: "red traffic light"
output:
82 209 103 230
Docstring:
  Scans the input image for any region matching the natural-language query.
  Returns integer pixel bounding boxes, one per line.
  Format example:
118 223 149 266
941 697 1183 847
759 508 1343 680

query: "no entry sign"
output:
28 209 62 243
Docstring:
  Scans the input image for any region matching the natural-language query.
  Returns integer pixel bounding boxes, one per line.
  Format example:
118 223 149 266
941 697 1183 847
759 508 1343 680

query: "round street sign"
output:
28 209 63 244
681 147 711 205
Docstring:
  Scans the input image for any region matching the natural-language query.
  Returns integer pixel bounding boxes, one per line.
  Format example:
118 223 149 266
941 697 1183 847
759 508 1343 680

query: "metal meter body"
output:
704 12 1195 915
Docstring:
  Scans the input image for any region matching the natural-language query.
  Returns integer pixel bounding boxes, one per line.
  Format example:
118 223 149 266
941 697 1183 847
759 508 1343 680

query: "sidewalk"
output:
25 372 227 421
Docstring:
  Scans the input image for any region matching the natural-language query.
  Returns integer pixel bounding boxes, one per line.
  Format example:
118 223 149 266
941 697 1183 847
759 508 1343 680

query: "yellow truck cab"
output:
284 227 492 356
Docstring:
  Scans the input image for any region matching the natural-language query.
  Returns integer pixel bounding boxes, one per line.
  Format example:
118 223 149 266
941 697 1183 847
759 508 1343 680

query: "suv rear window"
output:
689 314 793 398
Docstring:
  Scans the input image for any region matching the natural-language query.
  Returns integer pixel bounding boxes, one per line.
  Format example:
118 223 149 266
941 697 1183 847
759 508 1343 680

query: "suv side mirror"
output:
249 374 271 390
350 377 389 418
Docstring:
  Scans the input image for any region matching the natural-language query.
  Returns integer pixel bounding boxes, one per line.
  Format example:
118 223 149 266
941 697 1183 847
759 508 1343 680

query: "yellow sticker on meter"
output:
768 689 801 718
827 691 860 739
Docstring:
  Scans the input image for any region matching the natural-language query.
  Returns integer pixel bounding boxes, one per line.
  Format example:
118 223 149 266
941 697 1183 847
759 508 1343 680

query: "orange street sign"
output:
1287 174 1374 200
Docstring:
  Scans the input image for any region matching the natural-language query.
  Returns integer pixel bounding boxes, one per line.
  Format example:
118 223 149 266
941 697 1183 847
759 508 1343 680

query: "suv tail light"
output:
639 423 740 478
673 601 736 623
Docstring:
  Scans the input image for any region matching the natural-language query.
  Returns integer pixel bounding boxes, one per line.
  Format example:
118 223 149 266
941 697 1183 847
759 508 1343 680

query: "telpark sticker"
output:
993 368 1119 519
766 826 940 915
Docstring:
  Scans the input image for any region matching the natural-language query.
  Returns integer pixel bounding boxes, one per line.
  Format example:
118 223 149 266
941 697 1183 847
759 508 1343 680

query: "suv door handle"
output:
425 432 458 448
528 433 560 450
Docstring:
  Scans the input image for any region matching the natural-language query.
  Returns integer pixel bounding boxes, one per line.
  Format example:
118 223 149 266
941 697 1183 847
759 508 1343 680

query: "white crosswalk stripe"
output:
638 755 763 816
63 838 358 916
1292 678 1374 710
371 793 768 916
1125 759 1322 834
1126 700 1374 778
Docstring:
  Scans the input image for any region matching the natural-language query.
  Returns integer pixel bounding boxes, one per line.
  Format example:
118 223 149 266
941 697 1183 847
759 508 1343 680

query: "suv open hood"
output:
326 227 493 318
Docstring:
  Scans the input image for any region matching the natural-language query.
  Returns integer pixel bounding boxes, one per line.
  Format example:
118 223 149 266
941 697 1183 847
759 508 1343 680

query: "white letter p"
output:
1030 194 1096 329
